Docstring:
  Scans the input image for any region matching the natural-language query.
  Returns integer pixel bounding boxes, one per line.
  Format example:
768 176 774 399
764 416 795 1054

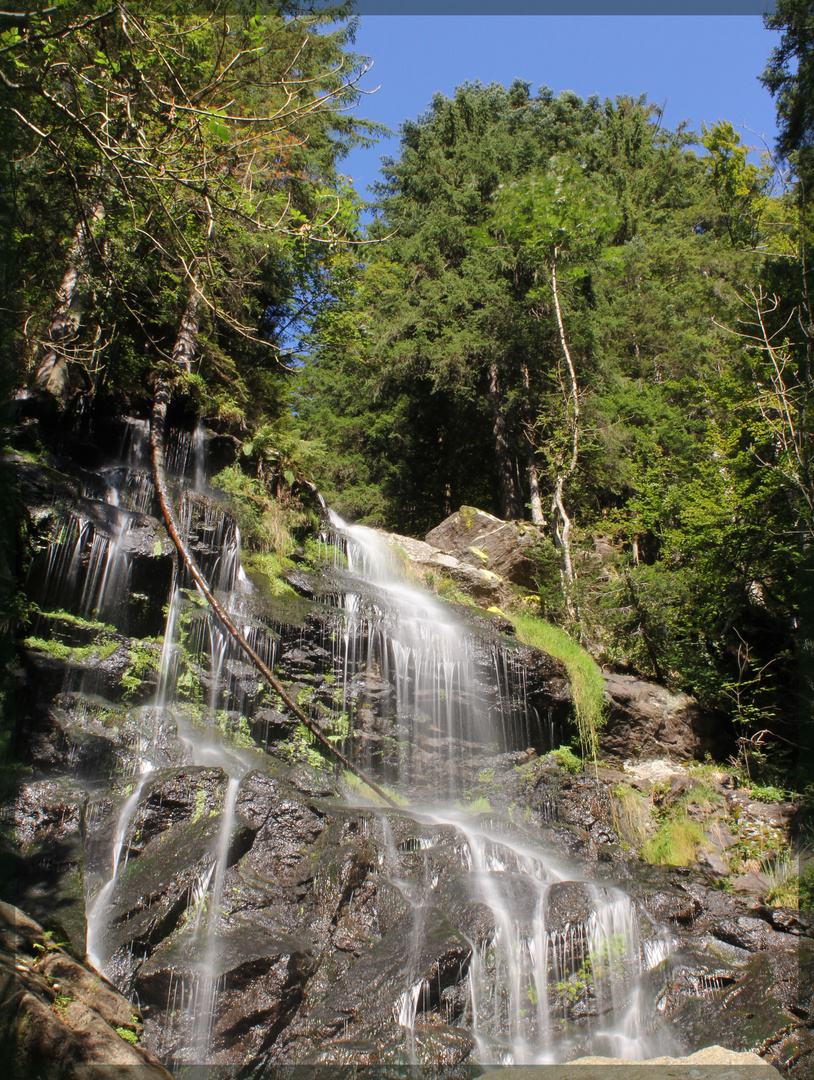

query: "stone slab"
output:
478 1046 782 1078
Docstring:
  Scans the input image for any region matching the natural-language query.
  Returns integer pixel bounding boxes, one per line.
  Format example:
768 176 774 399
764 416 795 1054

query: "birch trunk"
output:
36 200 106 396
550 253 579 620
520 362 546 525
171 292 200 373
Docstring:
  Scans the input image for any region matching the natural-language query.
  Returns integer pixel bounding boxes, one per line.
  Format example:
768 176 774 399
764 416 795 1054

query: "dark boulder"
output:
304 906 472 1053
601 673 723 764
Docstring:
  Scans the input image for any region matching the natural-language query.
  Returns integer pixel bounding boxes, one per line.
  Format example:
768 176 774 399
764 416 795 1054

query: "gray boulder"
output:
425 505 542 589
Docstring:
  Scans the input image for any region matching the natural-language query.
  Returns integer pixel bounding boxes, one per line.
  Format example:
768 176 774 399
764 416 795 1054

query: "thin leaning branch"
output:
150 320 398 808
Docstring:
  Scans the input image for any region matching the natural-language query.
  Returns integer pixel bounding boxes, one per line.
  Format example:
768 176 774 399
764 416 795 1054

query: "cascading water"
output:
315 513 675 1064
311 511 538 798
31 412 682 1071
66 420 257 1066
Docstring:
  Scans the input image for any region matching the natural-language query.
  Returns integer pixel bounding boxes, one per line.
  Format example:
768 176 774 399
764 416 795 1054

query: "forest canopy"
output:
3 1 813 788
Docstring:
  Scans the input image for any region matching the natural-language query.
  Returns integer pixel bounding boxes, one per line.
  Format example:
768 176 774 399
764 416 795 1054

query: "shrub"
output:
551 745 582 775
748 785 789 803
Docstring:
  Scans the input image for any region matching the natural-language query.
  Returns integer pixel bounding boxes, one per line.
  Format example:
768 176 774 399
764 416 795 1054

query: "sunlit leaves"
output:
491 157 620 265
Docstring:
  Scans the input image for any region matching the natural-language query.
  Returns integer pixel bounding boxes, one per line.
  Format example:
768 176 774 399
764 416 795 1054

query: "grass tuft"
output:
511 614 605 760
342 770 408 807
457 795 492 813
642 819 706 866
763 847 814 908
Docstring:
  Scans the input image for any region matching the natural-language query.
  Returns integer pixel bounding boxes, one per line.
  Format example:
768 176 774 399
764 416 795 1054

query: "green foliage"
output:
215 711 255 751
761 846 814 909
554 931 627 1004
114 1027 139 1045
700 121 776 248
636 770 723 866
748 785 791 803
302 537 346 568
612 785 651 848
31 608 115 635
32 930 69 953
211 467 294 554
24 636 118 664
293 74 802 788
642 819 706 866
492 156 620 263
191 787 207 825
679 783 720 813
458 796 492 813
242 551 297 599
801 859 814 910
342 770 408 807
762 0 814 185
296 83 619 529
436 577 478 608
120 643 160 700
6 0 375 421
276 721 326 772
512 614 605 760
551 746 582 775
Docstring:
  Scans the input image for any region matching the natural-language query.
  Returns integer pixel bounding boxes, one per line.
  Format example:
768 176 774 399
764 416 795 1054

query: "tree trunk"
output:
171 292 200 372
520 362 545 525
551 254 579 621
526 448 545 525
150 308 397 809
36 199 105 397
488 361 522 520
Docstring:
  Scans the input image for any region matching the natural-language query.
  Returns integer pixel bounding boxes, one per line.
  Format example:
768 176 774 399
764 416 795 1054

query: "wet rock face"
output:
9 415 813 1076
298 905 472 1059
627 873 814 1080
0 780 88 955
658 944 814 1080
555 775 618 847
20 460 174 639
601 673 724 764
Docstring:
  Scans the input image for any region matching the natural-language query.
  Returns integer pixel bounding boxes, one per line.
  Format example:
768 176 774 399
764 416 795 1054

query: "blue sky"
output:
340 15 782 199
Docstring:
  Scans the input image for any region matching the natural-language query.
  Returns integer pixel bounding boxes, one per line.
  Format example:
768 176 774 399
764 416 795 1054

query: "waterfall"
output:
312 511 537 796
72 421 256 1064
26 417 678 1069
314 513 673 1064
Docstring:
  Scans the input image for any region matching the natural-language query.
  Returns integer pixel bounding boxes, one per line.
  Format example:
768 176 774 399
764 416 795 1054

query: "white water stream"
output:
62 419 254 1064
36 419 676 1068
322 513 674 1064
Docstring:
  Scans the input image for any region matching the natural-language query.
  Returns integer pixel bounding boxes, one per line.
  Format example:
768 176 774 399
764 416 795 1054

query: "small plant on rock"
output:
642 819 706 866
551 745 582 775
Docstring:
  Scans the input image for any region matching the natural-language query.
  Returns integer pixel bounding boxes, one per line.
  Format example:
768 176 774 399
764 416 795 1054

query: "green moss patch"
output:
24 635 120 664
